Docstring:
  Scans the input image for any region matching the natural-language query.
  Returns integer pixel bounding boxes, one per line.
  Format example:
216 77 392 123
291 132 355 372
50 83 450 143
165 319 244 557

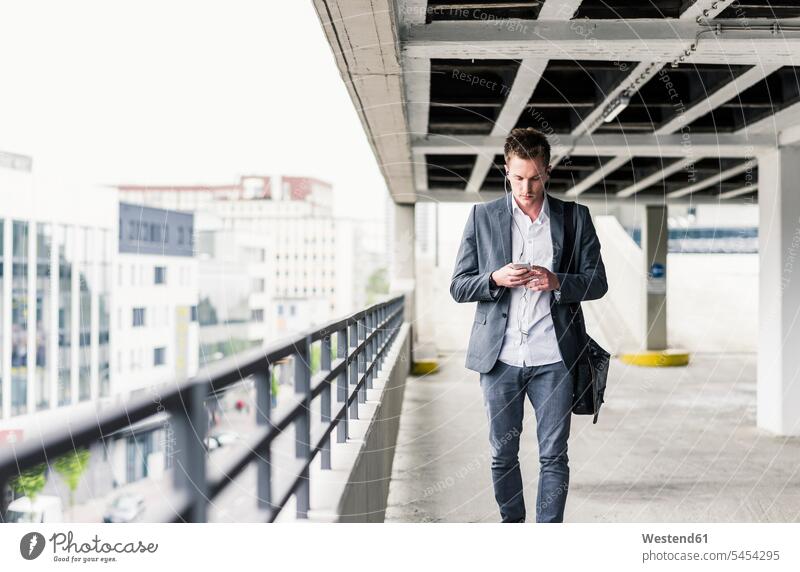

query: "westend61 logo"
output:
20 531 158 563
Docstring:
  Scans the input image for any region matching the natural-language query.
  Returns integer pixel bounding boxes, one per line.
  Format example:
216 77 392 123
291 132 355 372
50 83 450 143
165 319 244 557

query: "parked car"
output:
204 435 221 451
210 431 241 447
103 493 145 523
5 495 63 523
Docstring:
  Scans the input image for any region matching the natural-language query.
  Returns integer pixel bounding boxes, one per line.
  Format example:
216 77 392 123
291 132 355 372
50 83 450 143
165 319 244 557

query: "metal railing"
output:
0 294 406 522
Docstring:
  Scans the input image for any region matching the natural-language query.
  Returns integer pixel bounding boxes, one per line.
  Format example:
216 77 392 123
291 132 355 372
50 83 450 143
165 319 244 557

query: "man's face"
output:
505 154 550 208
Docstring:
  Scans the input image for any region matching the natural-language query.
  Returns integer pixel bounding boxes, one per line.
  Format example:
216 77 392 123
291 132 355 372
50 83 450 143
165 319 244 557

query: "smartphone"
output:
510 262 531 271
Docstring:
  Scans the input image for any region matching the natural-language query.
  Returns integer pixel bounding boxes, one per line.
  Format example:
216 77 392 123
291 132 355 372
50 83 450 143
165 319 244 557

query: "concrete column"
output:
641 205 668 350
757 145 800 436
389 202 416 341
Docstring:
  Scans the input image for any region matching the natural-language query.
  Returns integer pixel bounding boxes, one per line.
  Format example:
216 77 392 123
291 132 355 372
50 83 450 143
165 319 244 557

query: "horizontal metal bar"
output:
206 424 280 501
310 357 348 400
0 389 186 478
1 294 406 524
199 311 403 504
266 315 402 520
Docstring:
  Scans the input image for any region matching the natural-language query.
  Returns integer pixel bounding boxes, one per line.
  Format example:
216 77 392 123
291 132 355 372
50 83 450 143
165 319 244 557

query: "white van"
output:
5 495 64 523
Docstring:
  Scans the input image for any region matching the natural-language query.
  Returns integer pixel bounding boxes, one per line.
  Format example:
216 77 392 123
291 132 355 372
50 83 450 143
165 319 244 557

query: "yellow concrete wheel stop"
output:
412 360 439 375
619 349 690 367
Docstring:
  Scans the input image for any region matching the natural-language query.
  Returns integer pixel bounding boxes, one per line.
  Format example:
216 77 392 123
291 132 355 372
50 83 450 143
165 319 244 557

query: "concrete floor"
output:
385 351 800 522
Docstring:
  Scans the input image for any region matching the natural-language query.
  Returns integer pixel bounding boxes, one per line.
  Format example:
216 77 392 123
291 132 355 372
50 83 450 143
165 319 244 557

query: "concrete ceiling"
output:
313 0 800 204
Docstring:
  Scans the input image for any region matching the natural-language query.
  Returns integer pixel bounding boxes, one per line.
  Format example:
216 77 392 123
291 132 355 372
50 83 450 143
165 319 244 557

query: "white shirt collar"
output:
511 192 550 225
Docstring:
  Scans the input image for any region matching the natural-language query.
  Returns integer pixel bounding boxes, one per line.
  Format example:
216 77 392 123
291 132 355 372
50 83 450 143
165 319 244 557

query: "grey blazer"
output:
449 193 608 374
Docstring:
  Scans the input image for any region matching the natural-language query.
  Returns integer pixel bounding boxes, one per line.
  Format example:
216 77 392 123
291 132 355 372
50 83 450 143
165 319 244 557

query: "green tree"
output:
53 448 91 512
309 338 338 376
310 343 321 375
8 463 47 502
271 367 280 403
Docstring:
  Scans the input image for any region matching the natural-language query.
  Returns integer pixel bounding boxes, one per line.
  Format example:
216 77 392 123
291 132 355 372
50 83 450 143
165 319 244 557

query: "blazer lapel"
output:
490 196 512 263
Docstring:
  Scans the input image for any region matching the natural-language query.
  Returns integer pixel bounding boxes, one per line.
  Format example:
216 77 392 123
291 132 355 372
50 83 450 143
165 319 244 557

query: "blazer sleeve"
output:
450 204 505 303
553 204 608 304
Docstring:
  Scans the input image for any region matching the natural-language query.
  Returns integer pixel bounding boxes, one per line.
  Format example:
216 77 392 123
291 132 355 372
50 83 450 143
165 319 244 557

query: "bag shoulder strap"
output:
560 200 587 333
560 200 578 275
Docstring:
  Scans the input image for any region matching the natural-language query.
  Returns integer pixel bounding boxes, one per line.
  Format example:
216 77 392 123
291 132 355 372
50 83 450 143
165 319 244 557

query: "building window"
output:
190 305 198 322
277 304 283 316
132 307 146 327
154 347 166 366
289 305 296 317
154 266 166 284
251 309 264 322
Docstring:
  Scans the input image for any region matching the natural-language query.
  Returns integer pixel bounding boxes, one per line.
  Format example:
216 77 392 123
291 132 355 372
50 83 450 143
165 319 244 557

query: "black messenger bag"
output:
561 201 611 424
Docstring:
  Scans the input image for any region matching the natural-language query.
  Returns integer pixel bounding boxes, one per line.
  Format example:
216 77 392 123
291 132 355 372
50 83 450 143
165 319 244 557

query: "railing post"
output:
255 365 273 513
0 476 8 523
320 334 332 470
357 316 367 403
377 305 385 373
365 310 374 391
171 380 208 522
348 321 359 419
294 336 311 518
337 327 349 442
397 298 403 338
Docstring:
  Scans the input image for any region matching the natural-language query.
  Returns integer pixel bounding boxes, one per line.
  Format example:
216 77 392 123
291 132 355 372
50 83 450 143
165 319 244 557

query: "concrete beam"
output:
466 59 548 192
403 19 800 65
466 0 580 193
312 0 416 204
565 155 631 197
617 156 699 198
668 159 758 199
413 190 755 205
413 133 773 157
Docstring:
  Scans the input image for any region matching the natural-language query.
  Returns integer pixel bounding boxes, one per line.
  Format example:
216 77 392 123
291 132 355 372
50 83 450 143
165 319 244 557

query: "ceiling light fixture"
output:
602 95 631 123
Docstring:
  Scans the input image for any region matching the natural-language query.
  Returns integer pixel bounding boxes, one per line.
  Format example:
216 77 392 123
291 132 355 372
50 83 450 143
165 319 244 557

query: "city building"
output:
116 175 366 346
115 202 199 397
0 152 116 423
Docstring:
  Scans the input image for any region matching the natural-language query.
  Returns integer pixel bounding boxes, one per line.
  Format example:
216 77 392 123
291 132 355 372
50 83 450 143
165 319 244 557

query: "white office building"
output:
0 152 116 425
117 175 361 344
114 202 199 397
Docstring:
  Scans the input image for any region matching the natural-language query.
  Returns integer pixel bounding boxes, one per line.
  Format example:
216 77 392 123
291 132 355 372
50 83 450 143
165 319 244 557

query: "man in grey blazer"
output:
450 127 608 523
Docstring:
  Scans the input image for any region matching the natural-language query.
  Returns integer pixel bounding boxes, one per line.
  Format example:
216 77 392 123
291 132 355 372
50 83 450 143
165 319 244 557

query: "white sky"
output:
0 0 389 220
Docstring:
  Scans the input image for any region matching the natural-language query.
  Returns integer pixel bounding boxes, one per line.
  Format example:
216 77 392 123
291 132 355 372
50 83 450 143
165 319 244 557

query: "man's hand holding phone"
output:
490 263 536 288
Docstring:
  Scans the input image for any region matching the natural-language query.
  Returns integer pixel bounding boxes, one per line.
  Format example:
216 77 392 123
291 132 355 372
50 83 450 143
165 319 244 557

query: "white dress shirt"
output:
495 192 564 367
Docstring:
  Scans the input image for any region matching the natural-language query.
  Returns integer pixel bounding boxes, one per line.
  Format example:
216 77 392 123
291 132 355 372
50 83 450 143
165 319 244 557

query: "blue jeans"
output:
479 359 573 523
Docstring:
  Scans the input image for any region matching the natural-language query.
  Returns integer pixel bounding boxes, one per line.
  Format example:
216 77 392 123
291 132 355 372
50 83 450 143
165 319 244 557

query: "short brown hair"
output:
504 127 551 166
